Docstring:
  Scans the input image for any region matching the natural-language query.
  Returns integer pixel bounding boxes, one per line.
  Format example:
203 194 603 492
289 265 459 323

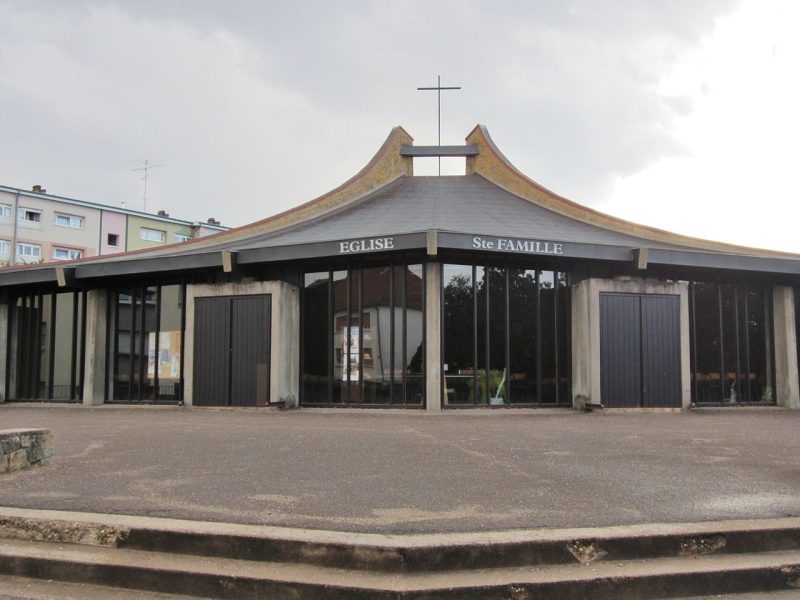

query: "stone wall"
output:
1 429 53 473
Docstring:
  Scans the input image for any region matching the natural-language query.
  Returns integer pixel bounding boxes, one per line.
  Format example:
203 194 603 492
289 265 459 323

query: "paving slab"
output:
0 404 798 534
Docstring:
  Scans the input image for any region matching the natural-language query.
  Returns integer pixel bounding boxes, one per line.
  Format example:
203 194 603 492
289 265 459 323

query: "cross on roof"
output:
417 75 461 175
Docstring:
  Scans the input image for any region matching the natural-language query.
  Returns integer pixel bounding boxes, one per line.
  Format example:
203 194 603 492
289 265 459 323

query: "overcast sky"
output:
1 1 798 251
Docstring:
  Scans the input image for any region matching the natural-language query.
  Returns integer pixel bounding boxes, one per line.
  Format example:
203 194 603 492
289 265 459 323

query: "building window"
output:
174 233 191 243
302 263 425 406
442 263 571 406
52 247 83 261
54 213 85 229
0 240 10 257
18 208 42 224
107 233 119 247
0 204 11 219
8 290 87 401
689 281 774 404
109 284 185 403
15 242 41 259
139 227 166 242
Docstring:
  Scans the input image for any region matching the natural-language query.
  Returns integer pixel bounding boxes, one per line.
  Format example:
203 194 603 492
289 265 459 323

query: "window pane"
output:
139 287 158 401
443 264 475 405
361 266 391 404
303 272 330 403
539 271 558 403
113 291 133 400
38 295 52 399
720 283 738 402
52 292 75 400
11 295 43 399
557 272 571 404
346 269 361 403
691 282 722 403
331 270 348 404
156 285 184 401
509 268 538 403
744 287 772 403
404 264 424 405
391 265 405 403
690 281 774 405
487 266 507 404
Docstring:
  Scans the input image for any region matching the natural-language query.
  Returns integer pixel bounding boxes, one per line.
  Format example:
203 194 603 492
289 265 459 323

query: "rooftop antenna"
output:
132 159 163 213
417 75 461 175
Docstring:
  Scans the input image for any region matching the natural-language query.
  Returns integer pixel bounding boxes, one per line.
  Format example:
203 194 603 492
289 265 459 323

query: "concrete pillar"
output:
570 280 594 409
82 290 108 406
424 261 441 411
277 281 300 407
0 302 8 402
773 286 799 409
570 278 691 409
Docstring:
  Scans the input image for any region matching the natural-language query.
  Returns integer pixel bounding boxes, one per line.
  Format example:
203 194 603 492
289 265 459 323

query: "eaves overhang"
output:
3 230 799 289
435 232 800 275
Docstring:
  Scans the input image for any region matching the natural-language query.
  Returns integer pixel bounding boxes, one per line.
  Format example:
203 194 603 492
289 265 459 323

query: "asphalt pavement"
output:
1 404 798 534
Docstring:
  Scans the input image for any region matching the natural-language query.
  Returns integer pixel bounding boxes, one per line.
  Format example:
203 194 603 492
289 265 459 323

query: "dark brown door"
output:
193 295 271 407
600 293 681 408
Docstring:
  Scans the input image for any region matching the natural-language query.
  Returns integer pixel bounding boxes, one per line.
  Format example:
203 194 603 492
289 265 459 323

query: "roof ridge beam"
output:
400 145 478 157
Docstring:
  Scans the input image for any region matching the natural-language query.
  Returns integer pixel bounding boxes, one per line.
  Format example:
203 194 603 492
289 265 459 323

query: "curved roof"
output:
2 124 799 286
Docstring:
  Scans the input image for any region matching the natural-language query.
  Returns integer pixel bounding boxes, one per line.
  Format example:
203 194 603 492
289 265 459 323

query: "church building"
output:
0 125 798 411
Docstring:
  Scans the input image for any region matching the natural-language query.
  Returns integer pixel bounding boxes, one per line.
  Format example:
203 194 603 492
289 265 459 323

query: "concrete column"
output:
82 289 108 406
570 279 594 409
773 286 799 409
424 261 441 411
277 281 300 407
0 302 8 402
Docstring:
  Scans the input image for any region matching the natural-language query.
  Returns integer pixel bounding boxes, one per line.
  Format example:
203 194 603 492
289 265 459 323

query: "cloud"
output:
0 0 740 226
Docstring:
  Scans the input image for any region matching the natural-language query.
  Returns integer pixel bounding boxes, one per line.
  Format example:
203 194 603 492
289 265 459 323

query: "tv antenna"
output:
133 159 163 213
417 75 461 175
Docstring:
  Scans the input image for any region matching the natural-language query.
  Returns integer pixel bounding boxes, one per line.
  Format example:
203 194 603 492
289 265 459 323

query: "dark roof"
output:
224 174 686 251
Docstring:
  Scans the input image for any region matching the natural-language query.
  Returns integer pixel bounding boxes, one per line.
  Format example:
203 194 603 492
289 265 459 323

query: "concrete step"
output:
0 573 213 600
1 536 800 599
3 507 800 573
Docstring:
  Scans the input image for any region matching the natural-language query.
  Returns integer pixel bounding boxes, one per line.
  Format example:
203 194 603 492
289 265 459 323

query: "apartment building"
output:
0 184 228 265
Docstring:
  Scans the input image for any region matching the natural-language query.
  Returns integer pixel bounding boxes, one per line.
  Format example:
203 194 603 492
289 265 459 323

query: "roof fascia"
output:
436 232 800 275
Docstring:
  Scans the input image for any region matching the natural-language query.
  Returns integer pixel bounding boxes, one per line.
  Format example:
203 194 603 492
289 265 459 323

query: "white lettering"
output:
471 236 565 255
338 237 395 254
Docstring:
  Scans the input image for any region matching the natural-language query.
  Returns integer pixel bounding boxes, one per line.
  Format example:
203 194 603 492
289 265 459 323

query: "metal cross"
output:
418 75 461 175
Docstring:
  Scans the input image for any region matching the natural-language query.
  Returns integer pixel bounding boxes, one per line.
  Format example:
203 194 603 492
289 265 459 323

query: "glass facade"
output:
442 263 570 406
108 283 185 403
302 263 424 406
6 290 86 401
689 281 774 404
